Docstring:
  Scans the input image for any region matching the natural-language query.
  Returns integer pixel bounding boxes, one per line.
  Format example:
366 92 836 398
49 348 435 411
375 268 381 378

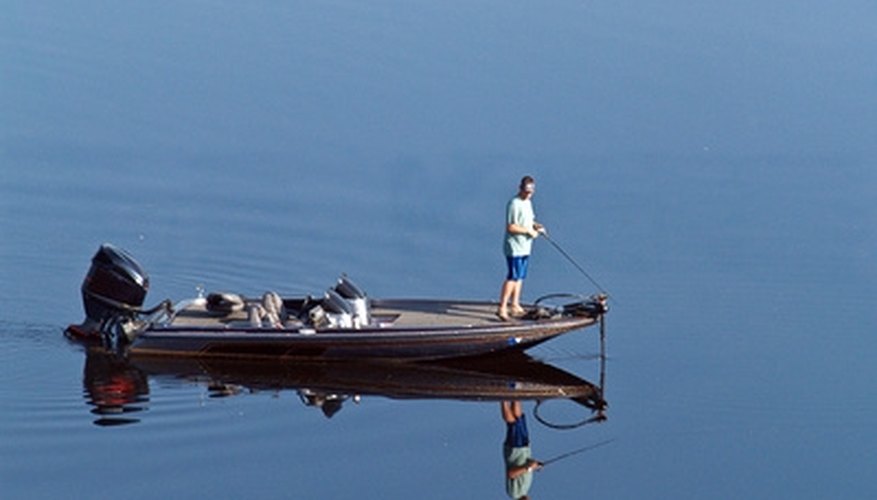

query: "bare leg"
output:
501 400 523 423
510 280 525 314
498 280 518 319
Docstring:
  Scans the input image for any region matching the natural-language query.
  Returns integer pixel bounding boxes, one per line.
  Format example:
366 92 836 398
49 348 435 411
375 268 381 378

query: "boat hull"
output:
130 316 596 361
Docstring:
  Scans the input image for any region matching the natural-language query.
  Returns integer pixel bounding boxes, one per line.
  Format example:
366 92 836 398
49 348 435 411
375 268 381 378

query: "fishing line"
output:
541 233 613 302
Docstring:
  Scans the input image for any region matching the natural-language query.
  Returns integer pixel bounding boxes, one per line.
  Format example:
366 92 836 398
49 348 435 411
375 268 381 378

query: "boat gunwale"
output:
126 296 602 361
145 313 596 338
148 297 596 338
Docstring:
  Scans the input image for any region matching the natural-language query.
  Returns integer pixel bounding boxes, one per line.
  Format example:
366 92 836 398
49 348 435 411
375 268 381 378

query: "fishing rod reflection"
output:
500 395 609 499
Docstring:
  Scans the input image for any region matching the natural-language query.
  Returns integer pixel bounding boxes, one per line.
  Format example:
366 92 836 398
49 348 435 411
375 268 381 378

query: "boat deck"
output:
372 299 505 327
168 298 512 330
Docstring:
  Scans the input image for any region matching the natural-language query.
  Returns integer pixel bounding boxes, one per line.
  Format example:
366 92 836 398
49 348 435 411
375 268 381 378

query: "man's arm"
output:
507 459 543 479
507 223 540 238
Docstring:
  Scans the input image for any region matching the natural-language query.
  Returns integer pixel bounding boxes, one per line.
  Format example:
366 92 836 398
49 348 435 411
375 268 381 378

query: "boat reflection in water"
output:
81 348 607 496
81 347 607 423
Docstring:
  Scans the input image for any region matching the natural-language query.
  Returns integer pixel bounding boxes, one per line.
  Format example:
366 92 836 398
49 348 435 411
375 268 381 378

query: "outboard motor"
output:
66 244 150 340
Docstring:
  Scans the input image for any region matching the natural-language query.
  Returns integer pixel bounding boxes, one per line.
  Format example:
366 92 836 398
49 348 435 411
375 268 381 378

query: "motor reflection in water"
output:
82 347 150 426
80 347 609 496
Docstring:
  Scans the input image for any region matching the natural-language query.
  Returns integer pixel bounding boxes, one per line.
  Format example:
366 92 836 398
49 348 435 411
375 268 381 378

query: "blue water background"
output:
2 1 876 498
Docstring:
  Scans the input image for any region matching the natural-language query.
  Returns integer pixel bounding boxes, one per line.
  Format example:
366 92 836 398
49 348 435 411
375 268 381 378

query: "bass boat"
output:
67 244 607 361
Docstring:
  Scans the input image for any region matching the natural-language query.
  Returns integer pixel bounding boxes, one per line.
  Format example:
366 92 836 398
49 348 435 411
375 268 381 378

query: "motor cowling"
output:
67 244 149 339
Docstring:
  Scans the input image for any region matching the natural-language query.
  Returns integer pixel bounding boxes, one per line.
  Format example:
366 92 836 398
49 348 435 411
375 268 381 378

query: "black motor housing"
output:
70 244 149 338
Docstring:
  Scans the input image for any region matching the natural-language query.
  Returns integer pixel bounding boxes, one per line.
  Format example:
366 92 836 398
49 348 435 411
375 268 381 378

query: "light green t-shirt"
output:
504 444 534 499
504 196 536 257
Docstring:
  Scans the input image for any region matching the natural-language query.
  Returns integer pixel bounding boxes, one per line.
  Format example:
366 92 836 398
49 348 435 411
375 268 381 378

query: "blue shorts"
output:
505 414 530 447
506 256 529 281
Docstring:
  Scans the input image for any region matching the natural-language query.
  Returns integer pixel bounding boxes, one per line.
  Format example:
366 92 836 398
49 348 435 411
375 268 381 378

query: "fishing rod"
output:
540 232 613 302
539 438 616 468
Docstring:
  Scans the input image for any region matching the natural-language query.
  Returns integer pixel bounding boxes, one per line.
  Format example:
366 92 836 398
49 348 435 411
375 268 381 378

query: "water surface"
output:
2 1 876 498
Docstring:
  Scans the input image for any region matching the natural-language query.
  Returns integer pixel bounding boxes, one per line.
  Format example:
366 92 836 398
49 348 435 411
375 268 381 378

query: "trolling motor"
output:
528 293 608 319
66 244 170 347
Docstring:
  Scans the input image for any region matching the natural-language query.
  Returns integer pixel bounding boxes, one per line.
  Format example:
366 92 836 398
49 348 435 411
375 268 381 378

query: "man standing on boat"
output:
498 176 545 321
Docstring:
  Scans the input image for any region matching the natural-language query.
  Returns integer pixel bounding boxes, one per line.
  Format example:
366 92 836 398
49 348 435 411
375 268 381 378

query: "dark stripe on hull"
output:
130 317 596 361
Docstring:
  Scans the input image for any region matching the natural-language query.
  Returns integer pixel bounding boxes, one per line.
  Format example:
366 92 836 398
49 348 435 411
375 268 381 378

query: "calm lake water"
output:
2 2 875 499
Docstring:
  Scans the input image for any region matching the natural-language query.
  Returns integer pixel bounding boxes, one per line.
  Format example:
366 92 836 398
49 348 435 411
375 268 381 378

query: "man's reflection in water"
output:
502 401 543 499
